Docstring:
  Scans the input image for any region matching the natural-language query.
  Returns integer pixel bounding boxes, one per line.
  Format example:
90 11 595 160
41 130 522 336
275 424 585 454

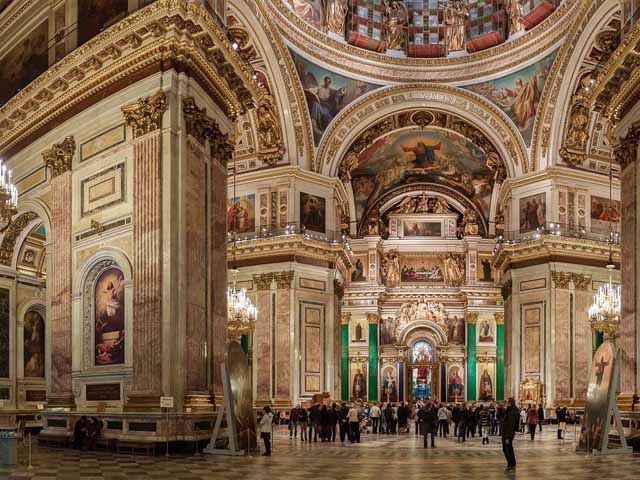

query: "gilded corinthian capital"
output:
274 271 294 289
122 90 167 138
42 136 75 177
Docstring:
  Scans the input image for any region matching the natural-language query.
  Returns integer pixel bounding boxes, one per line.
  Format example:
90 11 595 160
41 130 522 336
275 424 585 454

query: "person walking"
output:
556 405 567 440
527 404 538 440
519 407 527 434
537 404 545 432
479 405 491 445
370 402 381 434
502 398 520 472
289 405 300 438
348 404 361 443
489 403 497 436
437 403 449 437
419 402 437 448
259 406 274 456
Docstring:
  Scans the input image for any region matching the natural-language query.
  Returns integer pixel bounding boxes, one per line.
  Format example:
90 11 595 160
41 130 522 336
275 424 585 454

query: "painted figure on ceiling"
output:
305 76 345 137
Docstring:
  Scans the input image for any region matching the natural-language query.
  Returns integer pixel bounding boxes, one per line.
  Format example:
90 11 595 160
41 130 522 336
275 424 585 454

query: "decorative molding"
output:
571 273 592 291
253 272 274 290
341 312 351 324
366 313 379 324
333 278 344 299
551 271 572 289
274 270 294 289
0 212 39 266
122 91 167 139
182 97 209 145
501 280 512 300
256 94 284 166
494 313 504 325
42 136 75 177
614 121 640 170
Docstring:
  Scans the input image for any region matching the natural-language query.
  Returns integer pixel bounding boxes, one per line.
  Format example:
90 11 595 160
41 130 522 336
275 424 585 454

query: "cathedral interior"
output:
1 0 640 475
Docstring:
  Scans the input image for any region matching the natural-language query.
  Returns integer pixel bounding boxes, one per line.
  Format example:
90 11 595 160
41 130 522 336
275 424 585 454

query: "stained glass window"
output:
410 340 434 364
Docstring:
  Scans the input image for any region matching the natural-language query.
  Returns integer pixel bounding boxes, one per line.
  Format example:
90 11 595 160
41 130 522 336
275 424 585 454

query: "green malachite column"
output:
496 314 505 401
368 315 379 402
241 334 249 354
594 330 604 350
466 314 477 401
341 320 349 401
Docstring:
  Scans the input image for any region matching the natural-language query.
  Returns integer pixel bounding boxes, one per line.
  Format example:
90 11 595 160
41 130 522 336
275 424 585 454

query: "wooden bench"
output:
116 440 155 456
38 433 69 448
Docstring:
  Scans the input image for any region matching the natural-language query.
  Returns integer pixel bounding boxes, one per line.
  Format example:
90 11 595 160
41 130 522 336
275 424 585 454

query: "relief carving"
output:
42 136 75 177
121 90 167 139
253 273 274 290
256 94 284 166
274 271 294 289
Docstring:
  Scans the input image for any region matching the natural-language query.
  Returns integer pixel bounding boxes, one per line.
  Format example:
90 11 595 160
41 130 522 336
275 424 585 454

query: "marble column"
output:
42 137 76 409
253 273 273 406
121 91 167 411
340 313 350 401
502 281 513 399
552 272 571 402
495 313 505 402
616 124 640 406
333 280 344 400
466 313 478 401
573 274 592 401
274 271 293 407
367 313 378 402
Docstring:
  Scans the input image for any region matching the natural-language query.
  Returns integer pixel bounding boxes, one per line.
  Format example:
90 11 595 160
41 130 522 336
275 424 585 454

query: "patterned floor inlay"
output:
2 425 639 479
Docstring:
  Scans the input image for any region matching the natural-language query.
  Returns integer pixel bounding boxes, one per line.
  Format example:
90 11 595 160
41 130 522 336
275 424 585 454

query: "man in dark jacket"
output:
537 404 544 432
309 402 321 442
338 403 350 442
328 403 338 441
502 398 520 471
418 402 438 448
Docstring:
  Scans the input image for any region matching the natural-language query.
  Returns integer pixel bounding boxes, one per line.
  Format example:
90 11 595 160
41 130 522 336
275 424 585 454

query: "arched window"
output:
23 309 45 378
410 339 434 364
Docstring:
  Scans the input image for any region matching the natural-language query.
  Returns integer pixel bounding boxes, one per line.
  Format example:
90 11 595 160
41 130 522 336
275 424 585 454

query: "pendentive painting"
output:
350 129 493 222
591 195 620 232
300 192 326 233
381 364 398 403
578 342 615 452
519 193 546 233
227 194 256 234
290 49 380 145
24 310 45 378
95 268 125 366
0 288 9 378
78 0 129 46
0 20 49 107
465 51 558 146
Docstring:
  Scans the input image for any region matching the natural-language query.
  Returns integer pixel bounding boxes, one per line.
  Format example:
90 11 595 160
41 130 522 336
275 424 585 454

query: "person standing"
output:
479 405 491 445
328 403 338 441
338 402 349 442
489 403 497 436
384 403 395 434
437 403 449 437
320 404 329 441
309 402 321 442
519 407 527 434
556 405 567 440
418 402 437 448
289 405 300 438
527 404 538 440
457 404 467 442
370 402 381 433
537 404 544 432
259 406 274 456
347 404 361 443
452 404 461 437
298 405 308 442
496 402 505 436
502 398 519 471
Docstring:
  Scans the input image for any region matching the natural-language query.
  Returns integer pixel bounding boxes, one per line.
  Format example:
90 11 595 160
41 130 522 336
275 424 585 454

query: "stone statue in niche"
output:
384 0 407 51
444 0 468 52
462 209 480 236
506 0 524 36
256 95 284 166
322 0 348 37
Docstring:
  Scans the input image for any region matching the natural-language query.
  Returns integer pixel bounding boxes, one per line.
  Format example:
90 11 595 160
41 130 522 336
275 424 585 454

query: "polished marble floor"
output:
2 425 639 480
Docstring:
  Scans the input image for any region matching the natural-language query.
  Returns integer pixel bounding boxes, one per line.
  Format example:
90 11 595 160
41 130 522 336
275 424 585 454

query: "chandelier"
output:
226 146 257 341
0 161 17 232
589 121 620 339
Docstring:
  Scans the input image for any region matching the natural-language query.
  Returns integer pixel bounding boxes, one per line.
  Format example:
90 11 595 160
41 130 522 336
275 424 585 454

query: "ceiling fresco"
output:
464 50 558 146
350 128 494 222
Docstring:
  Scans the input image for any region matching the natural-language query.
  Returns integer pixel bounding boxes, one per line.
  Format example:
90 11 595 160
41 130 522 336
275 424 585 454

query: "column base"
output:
124 393 162 412
184 393 214 413
46 394 76 410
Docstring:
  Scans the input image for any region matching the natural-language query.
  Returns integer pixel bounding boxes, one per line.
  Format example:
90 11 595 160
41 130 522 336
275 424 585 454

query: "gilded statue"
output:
506 0 524 36
391 194 452 214
462 209 480 236
256 95 284 165
565 103 590 151
444 0 468 52
385 0 407 51
323 0 348 37
381 250 401 287
338 151 358 183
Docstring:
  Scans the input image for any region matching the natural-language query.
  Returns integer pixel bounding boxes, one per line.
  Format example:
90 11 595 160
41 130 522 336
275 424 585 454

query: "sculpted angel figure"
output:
506 0 525 36
444 0 469 52
462 209 480 236
385 0 407 51
323 0 348 36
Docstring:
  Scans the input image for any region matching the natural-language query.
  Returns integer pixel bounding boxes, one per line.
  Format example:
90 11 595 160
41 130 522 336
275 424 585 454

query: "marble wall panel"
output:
555 292 570 400
574 289 591 400
275 288 291 401
0 288 9 378
255 290 271 402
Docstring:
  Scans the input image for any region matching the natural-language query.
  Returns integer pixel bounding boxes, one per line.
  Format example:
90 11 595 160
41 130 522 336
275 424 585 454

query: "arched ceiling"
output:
17 222 46 277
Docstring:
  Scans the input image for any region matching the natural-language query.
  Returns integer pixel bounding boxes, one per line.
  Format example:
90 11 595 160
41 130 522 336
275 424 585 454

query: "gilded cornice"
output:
230 234 353 271
42 136 75 177
122 91 167 139
268 0 577 83
591 20 640 121
0 0 261 156
493 235 620 274
316 84 528 176
0 0 38 38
